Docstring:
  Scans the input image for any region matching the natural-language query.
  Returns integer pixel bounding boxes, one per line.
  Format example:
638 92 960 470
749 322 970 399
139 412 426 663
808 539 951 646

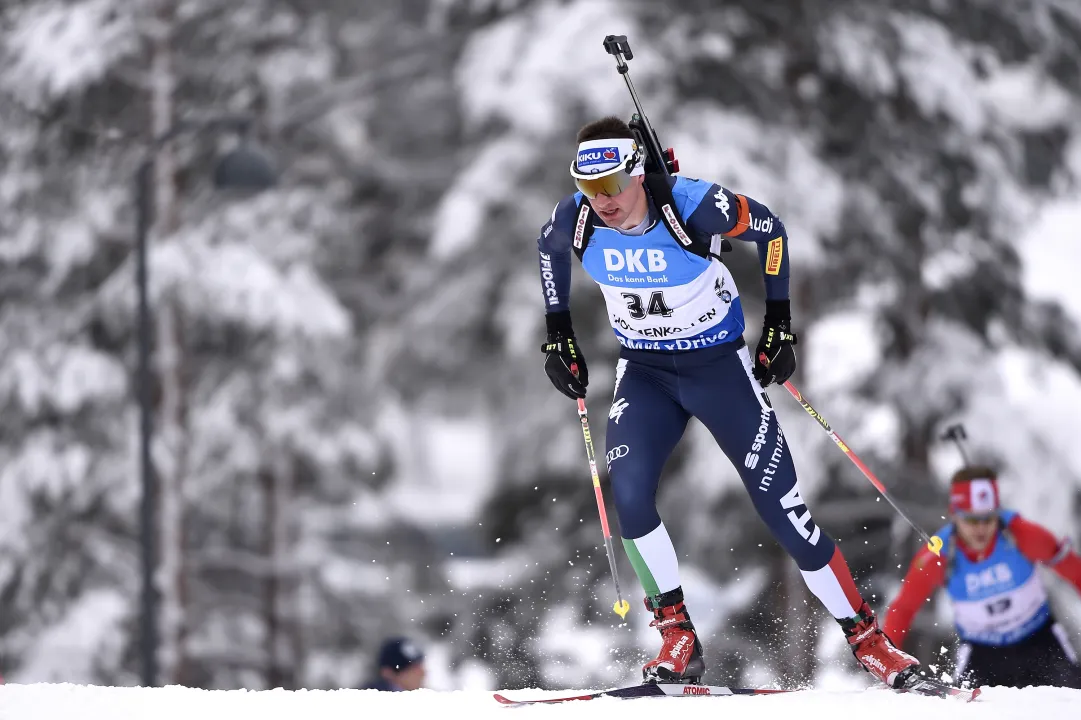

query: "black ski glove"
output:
541 311 588 399
754 300 798 387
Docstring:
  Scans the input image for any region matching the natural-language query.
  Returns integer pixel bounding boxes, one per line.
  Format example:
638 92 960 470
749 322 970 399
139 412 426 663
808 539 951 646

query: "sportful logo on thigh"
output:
744 408 771 470
756 423 785 493
610 397 630 424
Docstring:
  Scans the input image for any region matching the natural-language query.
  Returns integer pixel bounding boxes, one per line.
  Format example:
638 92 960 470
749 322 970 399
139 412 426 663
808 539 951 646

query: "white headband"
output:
570 137 644 179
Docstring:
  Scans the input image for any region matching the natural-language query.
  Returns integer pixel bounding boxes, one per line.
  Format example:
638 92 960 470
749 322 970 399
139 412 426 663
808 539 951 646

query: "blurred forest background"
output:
2 0 1081 692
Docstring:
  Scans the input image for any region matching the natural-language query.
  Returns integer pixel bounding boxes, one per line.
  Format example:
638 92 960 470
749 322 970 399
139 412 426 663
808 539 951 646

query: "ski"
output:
493 678 981 706
493 683 793 705
898 676 981 702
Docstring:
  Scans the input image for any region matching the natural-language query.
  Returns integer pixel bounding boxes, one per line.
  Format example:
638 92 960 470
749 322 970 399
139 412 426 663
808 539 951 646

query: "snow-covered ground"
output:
0 683 1077 720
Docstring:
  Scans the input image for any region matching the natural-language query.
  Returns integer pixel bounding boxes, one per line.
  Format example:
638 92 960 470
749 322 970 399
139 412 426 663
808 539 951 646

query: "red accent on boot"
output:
844 601 919 688
642 599 701 682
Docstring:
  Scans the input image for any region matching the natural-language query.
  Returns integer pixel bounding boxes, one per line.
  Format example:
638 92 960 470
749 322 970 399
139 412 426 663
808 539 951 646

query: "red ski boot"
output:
642 587 705 684
839 600 919 688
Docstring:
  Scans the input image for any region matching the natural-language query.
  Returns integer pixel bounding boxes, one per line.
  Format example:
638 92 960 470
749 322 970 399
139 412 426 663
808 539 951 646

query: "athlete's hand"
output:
541 311 588 399
754 300 798 387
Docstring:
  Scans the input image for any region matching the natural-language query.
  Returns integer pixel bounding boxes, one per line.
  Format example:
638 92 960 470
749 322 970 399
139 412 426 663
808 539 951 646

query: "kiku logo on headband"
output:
577 146 621 171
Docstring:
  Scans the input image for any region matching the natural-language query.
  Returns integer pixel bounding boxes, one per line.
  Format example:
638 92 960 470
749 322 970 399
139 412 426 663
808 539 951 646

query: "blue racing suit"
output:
536 176 858 616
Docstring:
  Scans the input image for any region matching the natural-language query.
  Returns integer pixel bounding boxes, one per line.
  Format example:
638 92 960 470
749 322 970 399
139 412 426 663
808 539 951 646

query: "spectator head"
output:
378 636 426 690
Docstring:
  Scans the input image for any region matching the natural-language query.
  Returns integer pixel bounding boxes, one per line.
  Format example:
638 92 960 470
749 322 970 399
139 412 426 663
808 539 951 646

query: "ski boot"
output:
839 599 919 689
642 587 705 684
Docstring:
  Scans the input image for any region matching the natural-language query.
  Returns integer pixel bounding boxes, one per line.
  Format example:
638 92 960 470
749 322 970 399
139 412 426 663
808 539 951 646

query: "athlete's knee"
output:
611 484 659 533
615 504 662 540
747 469 834 569
774 514 836 570
608 470 661 538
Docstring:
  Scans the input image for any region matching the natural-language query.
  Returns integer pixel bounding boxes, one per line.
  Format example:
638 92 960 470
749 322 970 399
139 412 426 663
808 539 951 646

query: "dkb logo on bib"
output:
604 248 667 273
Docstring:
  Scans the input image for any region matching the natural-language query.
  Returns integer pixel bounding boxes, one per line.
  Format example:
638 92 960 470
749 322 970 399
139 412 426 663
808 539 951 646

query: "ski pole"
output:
781 381 944 556
568 368 631 619
940 423 972 466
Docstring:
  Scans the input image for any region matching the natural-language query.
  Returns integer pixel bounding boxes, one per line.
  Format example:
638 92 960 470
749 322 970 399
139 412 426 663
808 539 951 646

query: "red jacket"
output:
883 514 1081 649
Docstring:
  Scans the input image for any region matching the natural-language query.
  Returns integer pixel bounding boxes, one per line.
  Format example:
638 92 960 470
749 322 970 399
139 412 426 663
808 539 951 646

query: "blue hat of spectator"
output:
378 636 425 672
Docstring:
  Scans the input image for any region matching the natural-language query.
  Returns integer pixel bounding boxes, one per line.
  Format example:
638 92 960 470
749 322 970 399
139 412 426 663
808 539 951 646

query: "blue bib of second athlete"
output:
938 512 1050 645
578 179 745 352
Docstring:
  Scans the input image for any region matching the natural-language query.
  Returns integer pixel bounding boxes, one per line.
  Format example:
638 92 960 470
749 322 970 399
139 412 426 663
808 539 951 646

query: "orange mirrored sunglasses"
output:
574 170 637 199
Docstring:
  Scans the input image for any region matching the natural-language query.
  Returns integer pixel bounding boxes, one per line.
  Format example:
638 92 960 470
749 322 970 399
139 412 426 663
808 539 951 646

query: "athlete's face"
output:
952 513 997 551
587 175 647 229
